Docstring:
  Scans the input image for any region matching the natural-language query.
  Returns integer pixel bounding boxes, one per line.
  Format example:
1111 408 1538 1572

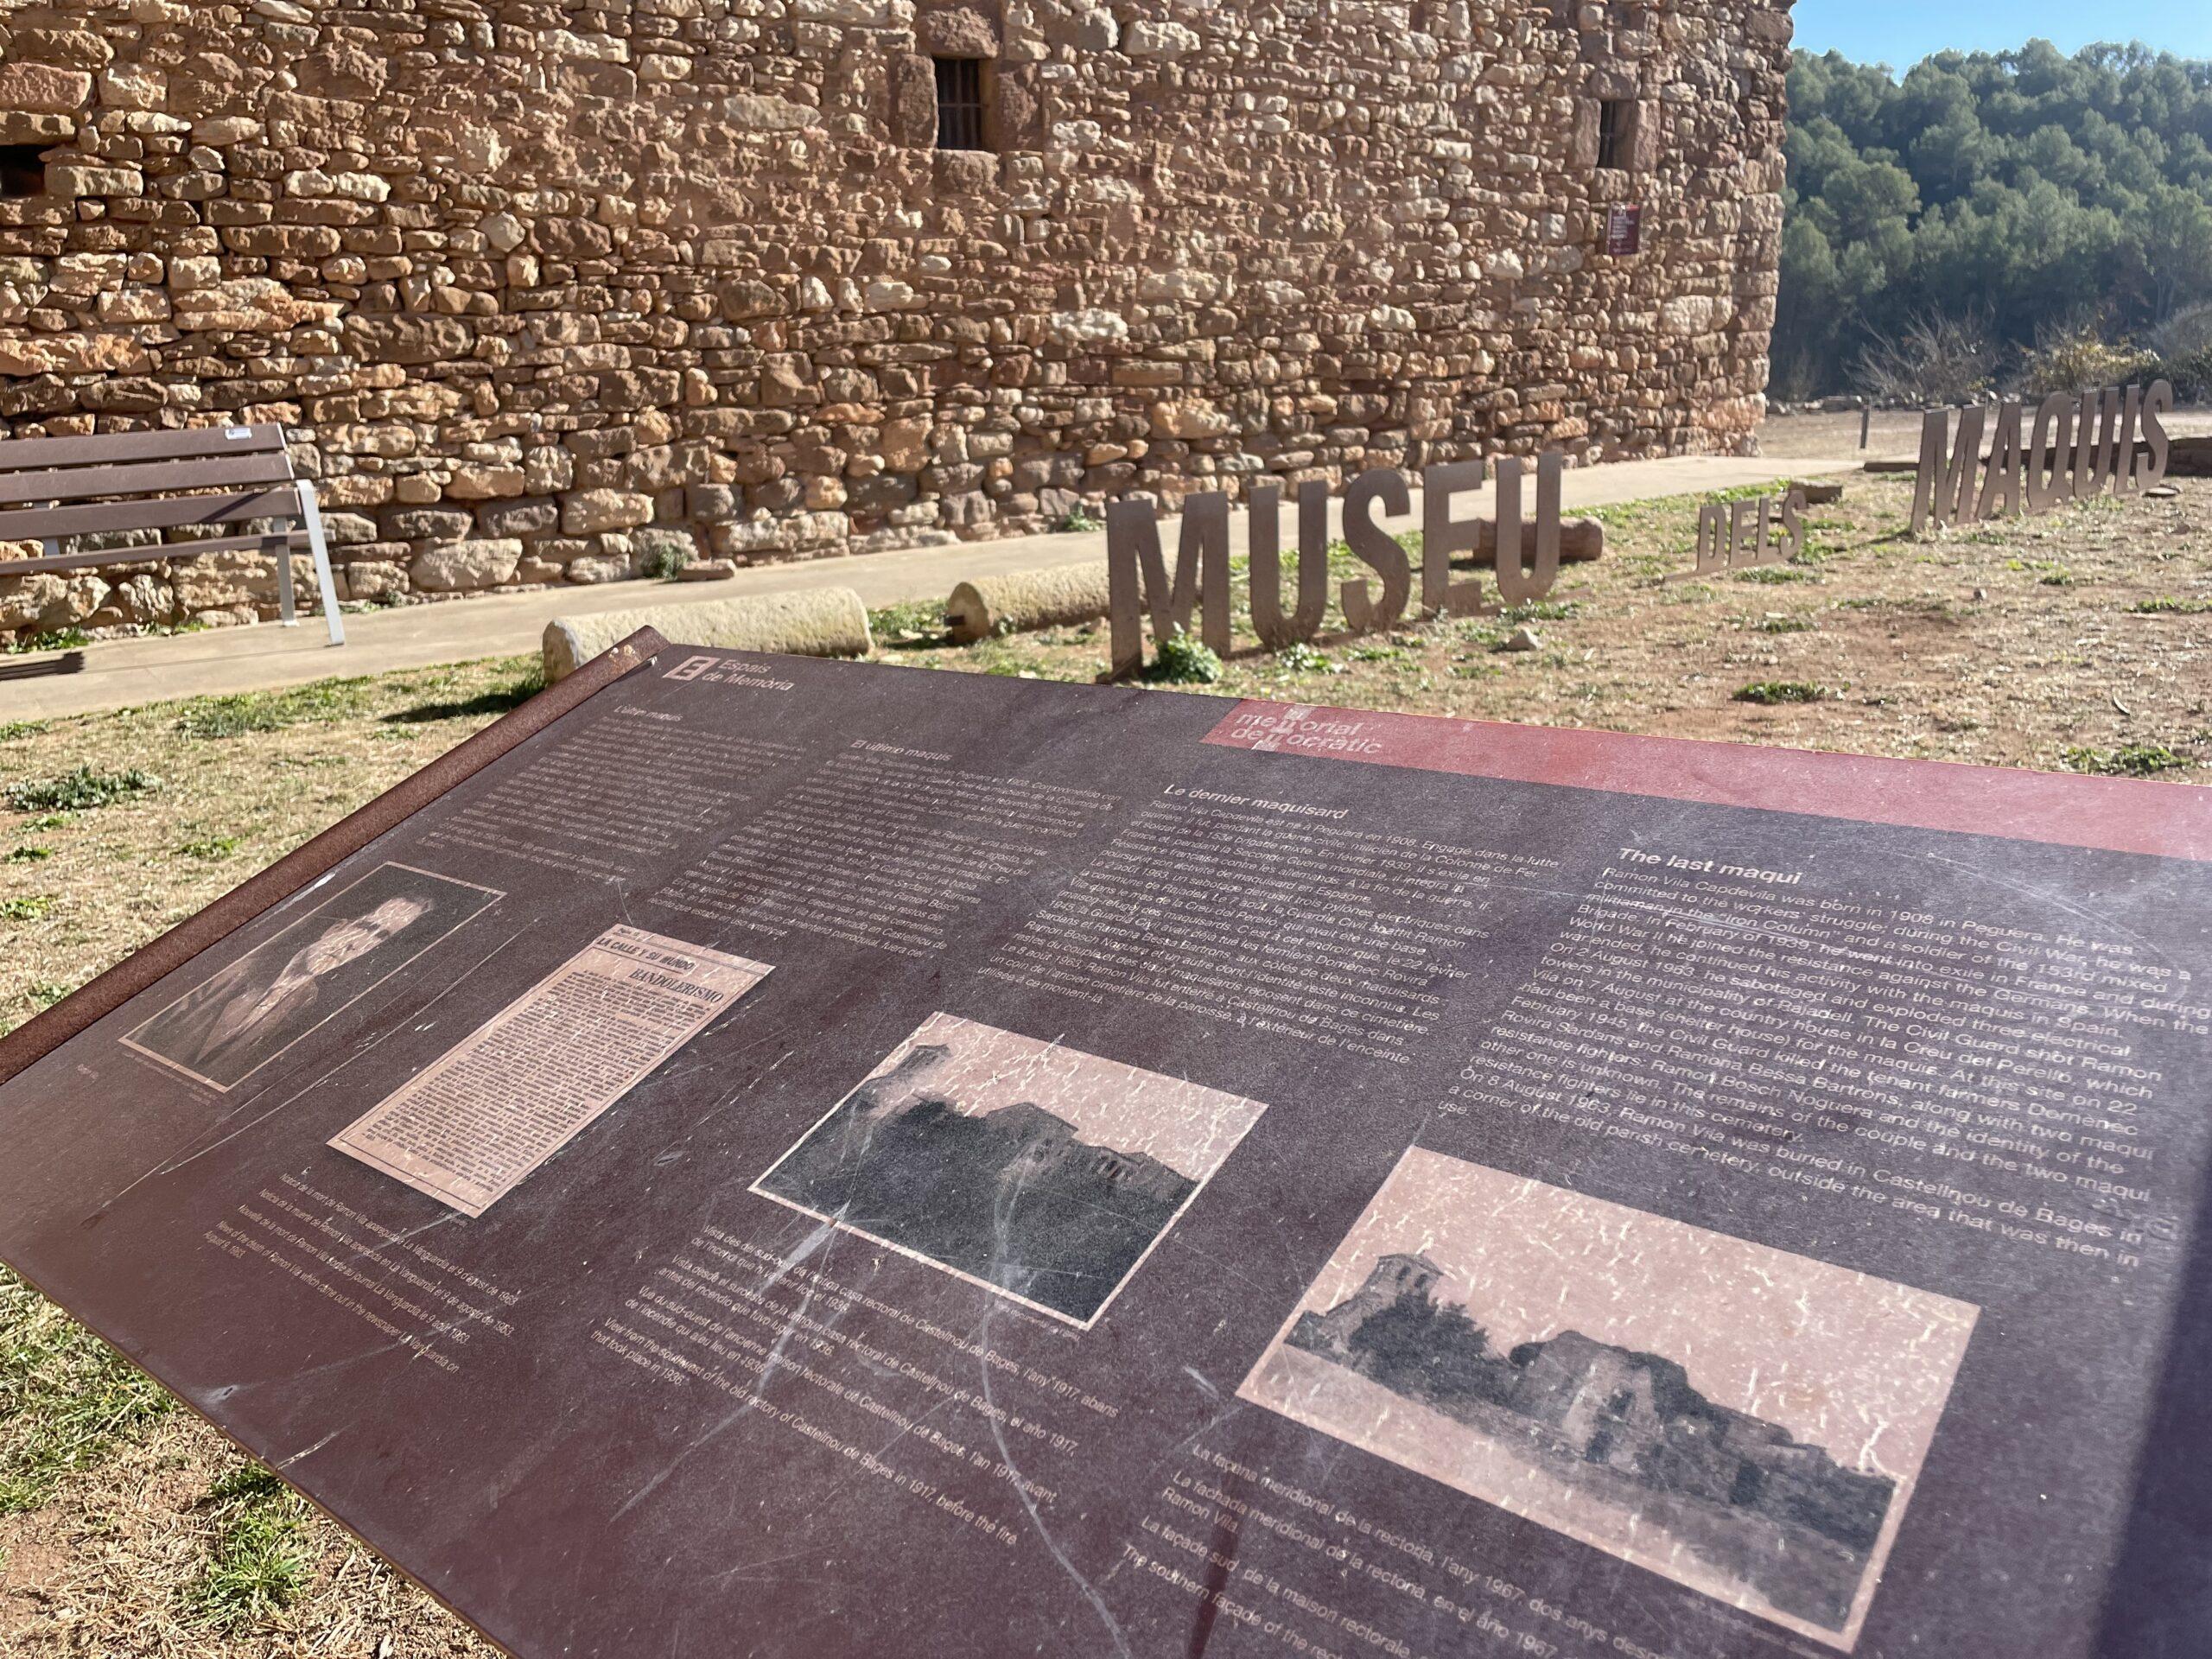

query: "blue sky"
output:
1792 1 2212 69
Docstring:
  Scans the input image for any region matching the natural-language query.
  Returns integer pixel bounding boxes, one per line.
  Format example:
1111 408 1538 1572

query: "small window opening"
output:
934 57 988 151
0 145 48 200
1596 101 1630 170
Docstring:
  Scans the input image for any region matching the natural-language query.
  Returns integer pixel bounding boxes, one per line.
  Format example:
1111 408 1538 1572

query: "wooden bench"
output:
0 423 345 645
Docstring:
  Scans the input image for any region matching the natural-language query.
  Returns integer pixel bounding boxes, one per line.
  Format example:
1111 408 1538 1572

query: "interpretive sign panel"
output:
3 645 2209 1659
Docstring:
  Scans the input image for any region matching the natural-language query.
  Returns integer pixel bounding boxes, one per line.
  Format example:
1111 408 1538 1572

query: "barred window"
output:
1596 100 1631 170
934 57 988 151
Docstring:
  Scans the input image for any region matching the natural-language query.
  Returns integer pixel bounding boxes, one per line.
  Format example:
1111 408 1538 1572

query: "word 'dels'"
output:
1106 456 1572 678
1694 490 1806 575
1912 380 2173 534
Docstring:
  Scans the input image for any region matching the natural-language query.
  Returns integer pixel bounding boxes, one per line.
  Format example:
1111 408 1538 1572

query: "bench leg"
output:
269 532 297 626
296 480 346 646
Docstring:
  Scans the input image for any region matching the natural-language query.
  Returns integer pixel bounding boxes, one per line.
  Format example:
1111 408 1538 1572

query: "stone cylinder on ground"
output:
543 588 872 682
945 562 1113 643
1469 517 1606 564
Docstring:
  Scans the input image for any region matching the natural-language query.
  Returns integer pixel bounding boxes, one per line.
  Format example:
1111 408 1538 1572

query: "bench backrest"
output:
0 424 303 546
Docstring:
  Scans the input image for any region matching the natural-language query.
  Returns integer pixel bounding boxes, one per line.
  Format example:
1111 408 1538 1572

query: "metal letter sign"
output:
1912 380 2172 534
1106 457 1572 678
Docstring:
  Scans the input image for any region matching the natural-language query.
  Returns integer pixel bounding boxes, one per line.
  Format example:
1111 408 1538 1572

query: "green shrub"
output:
1271 641 1338 675
2 627 92 656
1733 680 1825 705
2016 320 2159 397
2155 346 2212 404
1144 632 1224 685
1502 598 1580 624
4 766 162 813
2064 744 2190 778
867 600 952 649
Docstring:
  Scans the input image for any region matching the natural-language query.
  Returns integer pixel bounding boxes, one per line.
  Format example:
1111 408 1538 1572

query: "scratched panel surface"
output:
2 651 2209 1659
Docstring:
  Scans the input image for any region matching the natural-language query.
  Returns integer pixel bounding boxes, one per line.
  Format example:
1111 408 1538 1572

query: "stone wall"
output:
0 0 1791 642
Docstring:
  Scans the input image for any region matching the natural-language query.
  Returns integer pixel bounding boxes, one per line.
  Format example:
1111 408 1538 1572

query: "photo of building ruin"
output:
0 0 1789 638
1239 1148 1979 1649
753 1013 1265 1326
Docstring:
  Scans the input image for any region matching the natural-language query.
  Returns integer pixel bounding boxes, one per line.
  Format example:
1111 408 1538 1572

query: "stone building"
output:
853 1041 956 1119
1292 1257 1895 1559
0 0 1792 642
1296 1251 1446 1355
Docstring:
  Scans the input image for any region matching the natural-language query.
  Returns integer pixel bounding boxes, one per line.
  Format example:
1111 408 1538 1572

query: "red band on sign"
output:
1201 700 2212 863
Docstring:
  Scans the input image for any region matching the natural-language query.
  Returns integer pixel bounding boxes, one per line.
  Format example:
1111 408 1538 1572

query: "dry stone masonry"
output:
0 0 1790 641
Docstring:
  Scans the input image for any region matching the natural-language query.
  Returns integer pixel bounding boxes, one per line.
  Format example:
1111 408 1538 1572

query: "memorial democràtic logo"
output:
664 655 718 682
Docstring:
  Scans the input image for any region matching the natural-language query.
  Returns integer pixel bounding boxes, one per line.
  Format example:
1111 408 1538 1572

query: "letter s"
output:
2139 378 2173 488
1340 468 1412 632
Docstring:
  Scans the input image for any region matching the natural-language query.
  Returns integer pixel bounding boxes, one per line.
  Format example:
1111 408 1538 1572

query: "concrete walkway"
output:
0 452 1858 721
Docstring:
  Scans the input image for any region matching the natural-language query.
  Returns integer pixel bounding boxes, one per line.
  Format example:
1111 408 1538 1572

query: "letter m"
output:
1911 405 1986 533
1106 493 1230 678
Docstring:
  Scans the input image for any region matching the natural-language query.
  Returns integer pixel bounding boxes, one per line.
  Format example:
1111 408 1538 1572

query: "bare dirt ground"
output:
1 464 2207 1654
1755 404 2212 461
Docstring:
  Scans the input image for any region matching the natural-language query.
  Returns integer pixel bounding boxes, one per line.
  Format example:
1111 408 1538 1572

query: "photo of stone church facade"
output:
0 0 1789 636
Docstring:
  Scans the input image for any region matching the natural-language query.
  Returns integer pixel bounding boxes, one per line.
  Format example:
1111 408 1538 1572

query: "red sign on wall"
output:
1605 203 1643 255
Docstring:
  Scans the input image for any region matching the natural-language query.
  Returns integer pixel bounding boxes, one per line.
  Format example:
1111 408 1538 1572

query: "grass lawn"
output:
1 467 2208 1652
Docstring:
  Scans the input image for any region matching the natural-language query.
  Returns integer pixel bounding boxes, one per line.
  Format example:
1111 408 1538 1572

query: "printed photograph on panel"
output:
1238 1148 1978 1649
124 862 504 1092
331 926 773 1218
753 1014 1267 1327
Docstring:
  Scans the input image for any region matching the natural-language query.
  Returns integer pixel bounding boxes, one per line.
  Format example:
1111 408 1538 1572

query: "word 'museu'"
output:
1911 380 2173 534
1105 455 1568 678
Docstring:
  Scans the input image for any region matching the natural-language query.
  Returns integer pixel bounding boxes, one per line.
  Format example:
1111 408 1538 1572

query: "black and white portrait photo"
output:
123 862 503 1091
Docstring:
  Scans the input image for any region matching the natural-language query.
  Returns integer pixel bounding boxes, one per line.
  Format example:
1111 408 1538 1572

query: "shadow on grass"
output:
380 684 540 725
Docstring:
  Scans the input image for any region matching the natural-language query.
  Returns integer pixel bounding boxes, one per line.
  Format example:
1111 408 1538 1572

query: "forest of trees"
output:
1775 41 2212 399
